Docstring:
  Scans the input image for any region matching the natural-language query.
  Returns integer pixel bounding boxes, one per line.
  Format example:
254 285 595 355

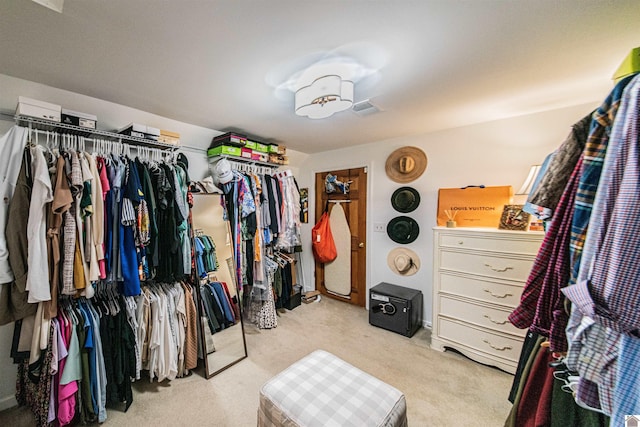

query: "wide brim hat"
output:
385 146 428 183
387 216 420 244
391 186 420 213
387 247 420 276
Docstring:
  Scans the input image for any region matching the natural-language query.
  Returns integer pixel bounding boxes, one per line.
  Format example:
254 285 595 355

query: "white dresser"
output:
431 227 543 374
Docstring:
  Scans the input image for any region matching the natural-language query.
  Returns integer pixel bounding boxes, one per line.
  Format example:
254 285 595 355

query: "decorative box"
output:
16 96 61 122
255 142 269 153
245 140 257 150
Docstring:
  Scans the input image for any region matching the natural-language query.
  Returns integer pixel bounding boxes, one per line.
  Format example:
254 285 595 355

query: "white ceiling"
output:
1 0 638 153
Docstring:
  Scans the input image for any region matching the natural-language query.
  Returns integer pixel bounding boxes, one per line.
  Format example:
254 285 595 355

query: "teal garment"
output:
194 237 206 277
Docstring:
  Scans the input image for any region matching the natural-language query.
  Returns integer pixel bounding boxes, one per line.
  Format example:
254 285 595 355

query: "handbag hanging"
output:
311 202 338 263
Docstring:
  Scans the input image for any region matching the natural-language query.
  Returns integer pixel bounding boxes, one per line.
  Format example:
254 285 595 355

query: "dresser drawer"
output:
439 272 522 308
439 250 533 282
438 295 525 337
437 317 524 363
439 233 541 256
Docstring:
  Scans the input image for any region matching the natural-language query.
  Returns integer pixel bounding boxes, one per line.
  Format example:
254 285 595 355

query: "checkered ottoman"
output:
257 350 408 427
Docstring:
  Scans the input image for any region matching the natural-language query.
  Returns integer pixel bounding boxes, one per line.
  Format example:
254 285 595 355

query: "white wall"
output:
295 101 598 327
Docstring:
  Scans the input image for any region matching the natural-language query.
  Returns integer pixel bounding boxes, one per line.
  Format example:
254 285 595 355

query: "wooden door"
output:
314 167 367 307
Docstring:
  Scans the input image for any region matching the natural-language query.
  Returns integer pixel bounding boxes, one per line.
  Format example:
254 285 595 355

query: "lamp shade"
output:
516 164 542 195
295 75 354 119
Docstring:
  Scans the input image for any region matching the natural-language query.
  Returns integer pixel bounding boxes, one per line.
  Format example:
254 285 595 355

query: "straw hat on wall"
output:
385 146 427 183
387 247 420 276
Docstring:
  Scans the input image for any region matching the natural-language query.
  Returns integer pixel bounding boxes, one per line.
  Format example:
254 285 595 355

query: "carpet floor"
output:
0 295 515 426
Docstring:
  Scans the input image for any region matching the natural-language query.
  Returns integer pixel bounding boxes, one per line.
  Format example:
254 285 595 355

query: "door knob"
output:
358 242 364 248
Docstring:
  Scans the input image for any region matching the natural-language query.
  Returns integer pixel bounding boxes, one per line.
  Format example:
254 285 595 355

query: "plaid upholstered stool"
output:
257 350 408 427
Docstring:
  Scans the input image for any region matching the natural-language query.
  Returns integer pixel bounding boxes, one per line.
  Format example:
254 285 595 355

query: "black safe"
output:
369 282 423 338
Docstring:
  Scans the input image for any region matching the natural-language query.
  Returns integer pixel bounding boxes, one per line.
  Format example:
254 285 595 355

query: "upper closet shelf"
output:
15 115 179 151
208 154 280 172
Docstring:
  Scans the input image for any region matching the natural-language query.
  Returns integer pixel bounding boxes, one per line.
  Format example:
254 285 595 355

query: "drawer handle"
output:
483 339 512 351
484 263 514 273
483 289 513 299
483 314 508 325
458 240 464 245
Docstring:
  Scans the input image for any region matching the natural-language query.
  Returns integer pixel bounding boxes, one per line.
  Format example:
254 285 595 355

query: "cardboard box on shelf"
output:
158 129 181 145
61 108 97 129
145 126 160 141
16 96 61 122
269 153 289 165
268 144 286 155
255 142 269 153
241 147 253 159
211 132 247 147
117 123 147 139
207 145 242 157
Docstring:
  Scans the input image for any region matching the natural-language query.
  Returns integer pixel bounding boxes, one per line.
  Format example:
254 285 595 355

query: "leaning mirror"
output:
191 193 248 378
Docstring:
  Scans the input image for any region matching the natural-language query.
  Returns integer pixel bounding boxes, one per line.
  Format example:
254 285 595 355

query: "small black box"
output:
369 282 422 337
286 285 302 310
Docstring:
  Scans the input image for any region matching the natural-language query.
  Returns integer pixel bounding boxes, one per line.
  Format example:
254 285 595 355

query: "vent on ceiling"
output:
351 99 381 116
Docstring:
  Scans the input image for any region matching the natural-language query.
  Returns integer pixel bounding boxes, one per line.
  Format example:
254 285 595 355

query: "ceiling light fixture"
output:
295 75 354 119
31 0 64 13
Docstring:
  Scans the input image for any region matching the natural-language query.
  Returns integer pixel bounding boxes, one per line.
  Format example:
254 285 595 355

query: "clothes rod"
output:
328 200 351 203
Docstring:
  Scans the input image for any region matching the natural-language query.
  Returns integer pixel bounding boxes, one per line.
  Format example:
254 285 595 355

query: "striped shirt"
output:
563 74 640 419
569 74 636 287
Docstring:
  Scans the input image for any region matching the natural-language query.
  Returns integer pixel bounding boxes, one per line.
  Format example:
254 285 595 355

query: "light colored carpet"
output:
0 296 514 426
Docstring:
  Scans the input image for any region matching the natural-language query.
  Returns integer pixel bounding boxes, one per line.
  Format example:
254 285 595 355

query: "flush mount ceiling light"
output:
267 44 387 120
31 0 64 13
295 75 354 119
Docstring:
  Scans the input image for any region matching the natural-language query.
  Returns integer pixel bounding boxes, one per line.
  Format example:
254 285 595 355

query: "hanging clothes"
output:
0 124 200 425
508 73 640 423
0 126 29 284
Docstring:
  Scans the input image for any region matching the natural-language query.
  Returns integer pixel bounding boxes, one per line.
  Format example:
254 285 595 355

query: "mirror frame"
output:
191 193 248 379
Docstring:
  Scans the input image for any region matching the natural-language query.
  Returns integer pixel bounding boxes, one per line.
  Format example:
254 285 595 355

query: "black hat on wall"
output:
391 187 420 213
387 216 420 244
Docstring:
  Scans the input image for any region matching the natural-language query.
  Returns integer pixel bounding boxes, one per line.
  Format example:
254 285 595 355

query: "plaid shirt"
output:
508 156 583 352
569 74 636 287
564 74 640 419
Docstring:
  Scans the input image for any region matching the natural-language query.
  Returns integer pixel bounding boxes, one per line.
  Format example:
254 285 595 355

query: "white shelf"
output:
15 115 179 150
208 154 280 169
